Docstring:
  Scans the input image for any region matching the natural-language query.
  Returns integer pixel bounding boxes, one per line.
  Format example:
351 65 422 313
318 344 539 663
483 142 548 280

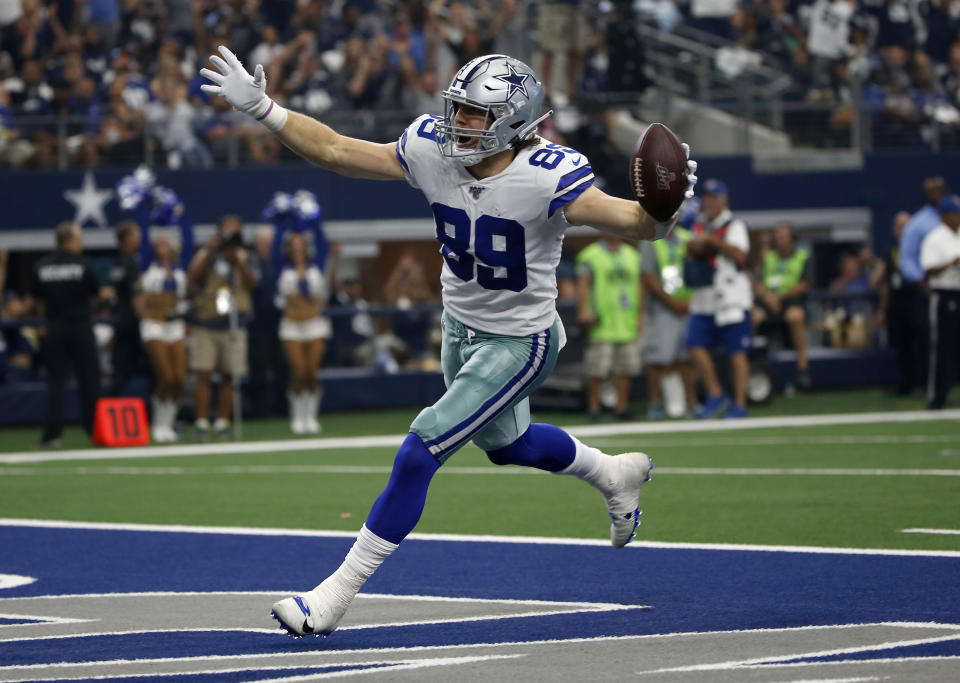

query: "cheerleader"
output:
266 191 330 434
137 187 194 442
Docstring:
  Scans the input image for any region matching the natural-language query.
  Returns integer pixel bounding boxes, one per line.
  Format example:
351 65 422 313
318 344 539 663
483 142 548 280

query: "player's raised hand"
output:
200 46 287 131
681 143 699 200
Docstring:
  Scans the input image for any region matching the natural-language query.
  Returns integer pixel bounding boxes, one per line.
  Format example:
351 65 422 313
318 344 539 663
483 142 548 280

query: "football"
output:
629 123 688 222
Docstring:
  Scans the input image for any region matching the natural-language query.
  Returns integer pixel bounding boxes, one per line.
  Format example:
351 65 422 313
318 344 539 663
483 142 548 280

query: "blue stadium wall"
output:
2 150 959 254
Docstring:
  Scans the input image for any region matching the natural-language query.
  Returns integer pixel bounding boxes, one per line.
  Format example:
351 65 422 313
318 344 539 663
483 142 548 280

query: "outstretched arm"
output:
200 45 404 181
564 186 663 241
565 145 697 242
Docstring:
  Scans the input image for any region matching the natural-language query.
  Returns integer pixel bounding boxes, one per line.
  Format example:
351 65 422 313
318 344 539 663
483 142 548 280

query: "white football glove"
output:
681 142 699 200
200 45 288 131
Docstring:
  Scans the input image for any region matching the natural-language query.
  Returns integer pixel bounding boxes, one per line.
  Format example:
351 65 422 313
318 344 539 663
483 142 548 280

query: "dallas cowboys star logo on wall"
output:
495 64 529 100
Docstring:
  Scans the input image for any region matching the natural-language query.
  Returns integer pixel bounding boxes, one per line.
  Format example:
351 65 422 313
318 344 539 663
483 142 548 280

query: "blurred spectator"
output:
879 211 914 394
145 76 212 168
328 274 376 368
97 74 145 164
0 80 33 165
873 0 922 51
383 249 434 364
249 25 284 74
826 250 878 348
688 0 737 41
921 194 960 409
640 227 698 420
187 214 258 439
538 1 589 101
940 42 960 110
805 0 855 93
685 179 753 419
923 1 960 66
752 222 812 389
576 237 642 421
6 58 55 165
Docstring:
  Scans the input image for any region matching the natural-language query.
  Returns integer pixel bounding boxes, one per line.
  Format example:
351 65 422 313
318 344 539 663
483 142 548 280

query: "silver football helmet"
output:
437 54 551 166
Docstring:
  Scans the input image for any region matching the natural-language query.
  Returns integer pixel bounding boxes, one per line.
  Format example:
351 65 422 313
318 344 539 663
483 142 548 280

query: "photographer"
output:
187 215 258 439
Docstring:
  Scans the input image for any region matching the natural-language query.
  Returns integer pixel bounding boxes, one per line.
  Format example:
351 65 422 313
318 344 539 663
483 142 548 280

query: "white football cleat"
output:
304 417 321 434
604 452 653 548
271 579 350 638
291 417 305 435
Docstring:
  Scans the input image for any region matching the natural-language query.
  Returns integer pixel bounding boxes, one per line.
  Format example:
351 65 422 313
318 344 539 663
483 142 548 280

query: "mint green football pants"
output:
409 311 560 463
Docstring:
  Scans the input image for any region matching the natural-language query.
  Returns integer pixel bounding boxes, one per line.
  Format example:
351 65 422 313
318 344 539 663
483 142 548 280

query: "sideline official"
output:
920 195 960 410
32 222 102 447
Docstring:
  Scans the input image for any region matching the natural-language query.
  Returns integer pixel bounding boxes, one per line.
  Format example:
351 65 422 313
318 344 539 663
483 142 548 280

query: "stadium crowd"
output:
2 0 959 170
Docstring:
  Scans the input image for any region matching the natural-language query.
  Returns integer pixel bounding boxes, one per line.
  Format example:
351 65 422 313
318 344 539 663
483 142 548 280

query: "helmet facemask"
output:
436 55 551 166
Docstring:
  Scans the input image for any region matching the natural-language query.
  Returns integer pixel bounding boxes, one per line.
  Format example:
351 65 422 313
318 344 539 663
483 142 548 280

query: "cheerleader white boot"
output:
289 392 306 435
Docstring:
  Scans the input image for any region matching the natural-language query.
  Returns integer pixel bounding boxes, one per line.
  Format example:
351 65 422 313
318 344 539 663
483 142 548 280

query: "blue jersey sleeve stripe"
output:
555 164 593 193
548 176 595 217
395 140 410 174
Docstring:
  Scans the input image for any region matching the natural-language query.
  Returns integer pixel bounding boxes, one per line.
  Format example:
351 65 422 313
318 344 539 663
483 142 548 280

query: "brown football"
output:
629 123 688 223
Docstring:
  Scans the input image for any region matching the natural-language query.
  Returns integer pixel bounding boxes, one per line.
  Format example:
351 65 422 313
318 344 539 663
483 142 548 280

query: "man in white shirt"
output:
920 194 960 410
684 179 753 418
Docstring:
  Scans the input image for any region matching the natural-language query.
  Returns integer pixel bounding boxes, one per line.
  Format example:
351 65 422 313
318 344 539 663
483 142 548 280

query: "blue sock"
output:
365 433 441 544
486 423 576 472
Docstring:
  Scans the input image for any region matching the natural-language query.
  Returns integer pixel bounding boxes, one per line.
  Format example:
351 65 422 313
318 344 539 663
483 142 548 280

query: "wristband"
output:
251 97 288 132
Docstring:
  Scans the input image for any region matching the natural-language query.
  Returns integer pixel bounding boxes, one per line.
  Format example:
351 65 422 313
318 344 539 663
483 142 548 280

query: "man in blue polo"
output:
899 177 948 393
684 179 752 418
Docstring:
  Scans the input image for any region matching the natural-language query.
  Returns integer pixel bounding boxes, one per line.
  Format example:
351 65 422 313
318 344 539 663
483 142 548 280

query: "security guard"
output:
32 222 102 447
640 226 698 419
752 222 812 388
105 220 143 396
576 237 642 421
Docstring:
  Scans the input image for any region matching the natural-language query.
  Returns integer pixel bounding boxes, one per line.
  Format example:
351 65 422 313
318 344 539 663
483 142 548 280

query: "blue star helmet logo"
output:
495 63 530 100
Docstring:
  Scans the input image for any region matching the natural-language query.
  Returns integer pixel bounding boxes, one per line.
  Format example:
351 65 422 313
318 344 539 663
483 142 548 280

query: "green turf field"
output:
1 390 957 554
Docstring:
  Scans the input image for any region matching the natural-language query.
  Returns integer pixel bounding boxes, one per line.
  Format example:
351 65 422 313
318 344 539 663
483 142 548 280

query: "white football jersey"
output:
277 266 327 303
141 262 186 298
396 114 594 336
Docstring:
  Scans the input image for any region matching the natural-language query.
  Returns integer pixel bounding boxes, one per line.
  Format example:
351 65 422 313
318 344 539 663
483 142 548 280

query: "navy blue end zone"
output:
1 524 959 666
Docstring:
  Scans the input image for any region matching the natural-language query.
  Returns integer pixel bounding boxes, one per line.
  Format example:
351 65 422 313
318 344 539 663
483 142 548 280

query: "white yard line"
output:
2 622 958 674
2 465 960 477
900 528 960 536
1 410 957 465
0 655 526 683
641 633 960 674
1 518 959 558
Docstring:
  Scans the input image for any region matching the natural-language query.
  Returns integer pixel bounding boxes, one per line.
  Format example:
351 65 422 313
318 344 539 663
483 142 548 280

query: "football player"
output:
201 48 697 637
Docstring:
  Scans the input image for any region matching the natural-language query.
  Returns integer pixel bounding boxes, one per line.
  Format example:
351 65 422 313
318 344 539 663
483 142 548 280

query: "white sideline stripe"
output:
591 435 959 446
767 678 880 683
0 655 526 683
2 518 960 558
3 465 960 477
643 633 960 674
0 614 89 628
0 590 630 612
1 409 957 464
901 528 960 536
3 622 958 673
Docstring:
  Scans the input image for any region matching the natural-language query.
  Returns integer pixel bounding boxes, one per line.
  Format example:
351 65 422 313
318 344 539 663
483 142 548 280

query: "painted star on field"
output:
495 63 530 100
64 171 114 227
